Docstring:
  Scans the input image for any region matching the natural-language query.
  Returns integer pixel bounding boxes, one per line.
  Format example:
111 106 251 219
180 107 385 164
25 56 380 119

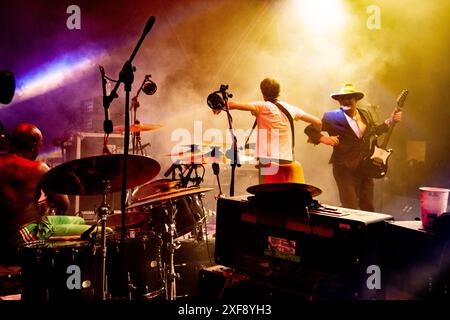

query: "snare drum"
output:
21 240 97 301
106 229 164 299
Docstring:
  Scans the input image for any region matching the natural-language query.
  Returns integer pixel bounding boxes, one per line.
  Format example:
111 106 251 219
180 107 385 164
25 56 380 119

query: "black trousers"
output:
332 163 375 212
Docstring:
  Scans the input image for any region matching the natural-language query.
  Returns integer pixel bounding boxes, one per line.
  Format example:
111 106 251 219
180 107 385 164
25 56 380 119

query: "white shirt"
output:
341 107 366 138
249 100 306 161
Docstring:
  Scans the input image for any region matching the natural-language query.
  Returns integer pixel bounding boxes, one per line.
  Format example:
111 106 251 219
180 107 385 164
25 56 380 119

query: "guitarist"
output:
304 83 402 212
213 78 322 184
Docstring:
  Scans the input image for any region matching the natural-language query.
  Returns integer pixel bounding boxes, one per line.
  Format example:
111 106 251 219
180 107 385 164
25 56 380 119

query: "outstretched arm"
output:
212 101 257 115
304 116 340 147
299 112 321 131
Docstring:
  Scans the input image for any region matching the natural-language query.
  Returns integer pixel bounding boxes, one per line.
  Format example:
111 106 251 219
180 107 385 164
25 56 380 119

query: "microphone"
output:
81 224 97 240
144 16 156 34
142 76 157 95
100 66 113 134
164 160 180 177
212 163 220 175
212 162 225 198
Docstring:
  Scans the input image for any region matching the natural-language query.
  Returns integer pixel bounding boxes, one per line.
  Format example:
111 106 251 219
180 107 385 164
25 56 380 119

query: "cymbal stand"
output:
163 200 180 300
98 180 112 300
131 96 144 155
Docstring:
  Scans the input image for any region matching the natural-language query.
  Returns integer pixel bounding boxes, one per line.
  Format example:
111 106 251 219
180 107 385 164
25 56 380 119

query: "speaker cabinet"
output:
63 132 124 214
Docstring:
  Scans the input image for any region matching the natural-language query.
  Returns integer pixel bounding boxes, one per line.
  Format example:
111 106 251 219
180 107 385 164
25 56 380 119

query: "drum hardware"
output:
41 154 161 300
127 186 213 300
97 179 112 300
127 73 158 155
163 200 180 300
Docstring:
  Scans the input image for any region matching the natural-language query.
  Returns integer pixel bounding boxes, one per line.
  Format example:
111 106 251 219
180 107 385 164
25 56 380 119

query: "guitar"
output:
360 89 409 178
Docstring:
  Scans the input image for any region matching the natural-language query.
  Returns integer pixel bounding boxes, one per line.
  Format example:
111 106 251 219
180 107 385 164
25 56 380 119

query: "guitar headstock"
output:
396 89 409 110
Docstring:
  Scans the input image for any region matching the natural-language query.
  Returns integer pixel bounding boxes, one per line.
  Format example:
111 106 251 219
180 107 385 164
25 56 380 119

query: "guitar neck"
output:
379 89 408 149
380 121 396 149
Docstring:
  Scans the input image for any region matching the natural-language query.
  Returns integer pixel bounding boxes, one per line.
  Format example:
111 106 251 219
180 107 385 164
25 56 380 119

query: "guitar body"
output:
360 89 408 179
360 143 392 179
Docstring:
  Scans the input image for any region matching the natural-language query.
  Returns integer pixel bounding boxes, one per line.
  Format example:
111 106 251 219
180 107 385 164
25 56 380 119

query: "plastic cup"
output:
419 187 450 229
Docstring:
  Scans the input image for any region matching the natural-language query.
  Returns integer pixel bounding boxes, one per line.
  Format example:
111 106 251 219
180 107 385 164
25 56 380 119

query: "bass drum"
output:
21 240 97 301
106 229 164 300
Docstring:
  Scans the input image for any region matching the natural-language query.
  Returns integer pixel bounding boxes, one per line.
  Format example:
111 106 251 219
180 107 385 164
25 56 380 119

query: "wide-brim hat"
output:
330 83 364 101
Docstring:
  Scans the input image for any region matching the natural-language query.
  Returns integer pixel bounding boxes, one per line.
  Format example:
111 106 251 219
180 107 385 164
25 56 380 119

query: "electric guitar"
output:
360 89 408 178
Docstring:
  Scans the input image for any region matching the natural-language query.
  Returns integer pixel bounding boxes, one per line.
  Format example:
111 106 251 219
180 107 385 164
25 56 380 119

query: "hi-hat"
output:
41 154 161 195
114 123 163 133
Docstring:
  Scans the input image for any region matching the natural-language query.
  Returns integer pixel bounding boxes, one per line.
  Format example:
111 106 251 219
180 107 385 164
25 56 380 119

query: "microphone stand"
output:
219 85 239 196
99 16 156 299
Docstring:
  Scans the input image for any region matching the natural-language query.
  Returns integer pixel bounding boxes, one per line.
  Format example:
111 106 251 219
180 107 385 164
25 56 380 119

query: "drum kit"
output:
22 142 214 301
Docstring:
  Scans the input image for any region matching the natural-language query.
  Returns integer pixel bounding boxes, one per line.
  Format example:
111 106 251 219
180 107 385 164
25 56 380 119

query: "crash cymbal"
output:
114 123 163 133
127 186 213 210
105 211 148 229
132 178 182 201
41 154 160 195
247 182 322 197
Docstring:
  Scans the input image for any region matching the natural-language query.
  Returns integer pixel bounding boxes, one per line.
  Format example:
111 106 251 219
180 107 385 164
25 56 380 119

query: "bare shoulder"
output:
35 161 50 176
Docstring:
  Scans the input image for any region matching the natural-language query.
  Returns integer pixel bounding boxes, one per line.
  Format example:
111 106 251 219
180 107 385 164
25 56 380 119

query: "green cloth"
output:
18 216 93 244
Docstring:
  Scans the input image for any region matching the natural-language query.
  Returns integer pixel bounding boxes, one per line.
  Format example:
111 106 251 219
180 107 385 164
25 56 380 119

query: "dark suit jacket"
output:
305 108 388 168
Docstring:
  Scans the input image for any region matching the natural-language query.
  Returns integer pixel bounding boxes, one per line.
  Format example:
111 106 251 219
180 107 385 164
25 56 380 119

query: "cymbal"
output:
127 187 213 210
247 183 322 197
114 123 163 133
164 149 223 164
165 149 256 165
132 178 182 201
41 154 161 195
105 211 148 229
180 142 231 149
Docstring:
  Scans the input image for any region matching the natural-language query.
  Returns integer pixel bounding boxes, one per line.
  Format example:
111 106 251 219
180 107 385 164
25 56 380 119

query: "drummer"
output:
0 123 96 264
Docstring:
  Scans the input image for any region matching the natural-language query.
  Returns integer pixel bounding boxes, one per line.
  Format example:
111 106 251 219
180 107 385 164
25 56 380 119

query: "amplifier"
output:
383 220 450 299
215 196 393 299
198 265 309 300
79 96 124 133
63 132 124 214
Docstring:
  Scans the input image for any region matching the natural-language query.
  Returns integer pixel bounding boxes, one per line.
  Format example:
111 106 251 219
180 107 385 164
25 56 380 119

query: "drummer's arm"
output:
37 162 70 214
